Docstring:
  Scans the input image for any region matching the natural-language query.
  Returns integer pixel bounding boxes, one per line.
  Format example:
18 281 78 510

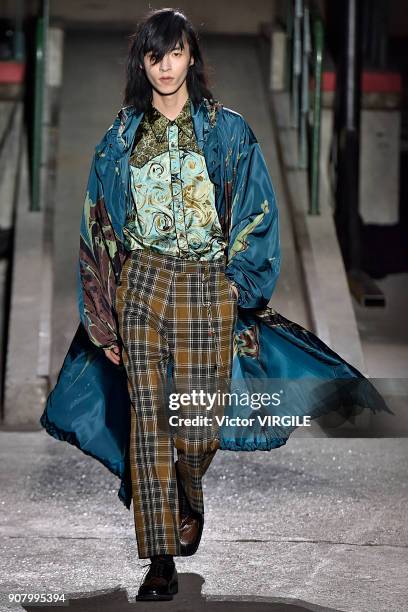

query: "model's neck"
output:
151 87 190 121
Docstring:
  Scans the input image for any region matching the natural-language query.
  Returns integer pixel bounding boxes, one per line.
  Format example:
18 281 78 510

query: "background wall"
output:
1 0 282 34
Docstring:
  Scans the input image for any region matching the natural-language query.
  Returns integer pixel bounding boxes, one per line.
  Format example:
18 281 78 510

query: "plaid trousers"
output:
115 248 237 558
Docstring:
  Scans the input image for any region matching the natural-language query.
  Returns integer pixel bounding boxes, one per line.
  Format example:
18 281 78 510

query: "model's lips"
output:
159 77 174 81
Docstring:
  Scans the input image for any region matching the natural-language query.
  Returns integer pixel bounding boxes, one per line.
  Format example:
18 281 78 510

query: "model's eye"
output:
146 52 158 64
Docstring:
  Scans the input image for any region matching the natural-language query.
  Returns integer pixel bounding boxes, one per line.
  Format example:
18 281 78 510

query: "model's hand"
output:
103 345 121 366
230 284 239 300
227 280 239 300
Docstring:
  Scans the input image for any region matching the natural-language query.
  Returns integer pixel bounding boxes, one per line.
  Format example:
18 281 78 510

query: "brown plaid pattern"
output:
115 248 237 558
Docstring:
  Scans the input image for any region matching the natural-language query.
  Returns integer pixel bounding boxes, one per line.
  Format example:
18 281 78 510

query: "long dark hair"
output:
123 8 214 113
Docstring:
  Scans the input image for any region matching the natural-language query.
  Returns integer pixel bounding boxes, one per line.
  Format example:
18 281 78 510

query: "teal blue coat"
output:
40 98 391 509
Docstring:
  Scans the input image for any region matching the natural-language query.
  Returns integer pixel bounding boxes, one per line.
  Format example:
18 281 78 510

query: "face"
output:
142 37 194 95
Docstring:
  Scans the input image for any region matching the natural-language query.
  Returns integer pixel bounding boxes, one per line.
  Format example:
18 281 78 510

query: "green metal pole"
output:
291 2 302 130
32 16 44 211
31 0 49 212
299 6 310 169
310 15 324 215
284 1 293 92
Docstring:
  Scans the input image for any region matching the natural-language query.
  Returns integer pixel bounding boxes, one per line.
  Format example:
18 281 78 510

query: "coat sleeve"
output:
77 149 121 350
224 115 281 310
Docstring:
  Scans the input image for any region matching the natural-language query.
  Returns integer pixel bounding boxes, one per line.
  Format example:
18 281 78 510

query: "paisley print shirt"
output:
123 96 227 260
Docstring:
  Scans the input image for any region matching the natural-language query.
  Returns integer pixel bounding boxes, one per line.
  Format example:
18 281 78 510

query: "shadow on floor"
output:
24 572 341 611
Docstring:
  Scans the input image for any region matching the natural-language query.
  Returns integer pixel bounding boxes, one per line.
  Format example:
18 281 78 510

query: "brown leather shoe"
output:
175 460 204 556
136 557 178 601
180 514 199 546
179 511 204 556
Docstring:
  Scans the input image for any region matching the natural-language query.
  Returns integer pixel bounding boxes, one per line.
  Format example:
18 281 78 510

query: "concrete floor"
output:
0 432 407 611
0 30 407 612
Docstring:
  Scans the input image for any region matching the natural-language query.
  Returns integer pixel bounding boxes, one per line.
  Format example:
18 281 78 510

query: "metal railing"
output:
286 0 324 215
31 0 49 211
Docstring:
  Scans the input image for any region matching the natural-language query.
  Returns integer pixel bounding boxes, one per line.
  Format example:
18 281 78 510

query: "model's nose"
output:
160 56 172 71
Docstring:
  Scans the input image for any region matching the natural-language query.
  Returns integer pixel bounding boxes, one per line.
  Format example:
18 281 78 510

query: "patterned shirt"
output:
123 96 227 260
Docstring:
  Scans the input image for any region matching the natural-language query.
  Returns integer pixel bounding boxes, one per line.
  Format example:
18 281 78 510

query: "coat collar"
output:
107 97 212 160
146 96 194 142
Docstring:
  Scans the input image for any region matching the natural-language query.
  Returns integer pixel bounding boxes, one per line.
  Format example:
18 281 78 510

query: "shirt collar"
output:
147 97 194 142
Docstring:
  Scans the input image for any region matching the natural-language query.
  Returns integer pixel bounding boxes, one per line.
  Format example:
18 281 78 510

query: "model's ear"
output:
189 57 195 67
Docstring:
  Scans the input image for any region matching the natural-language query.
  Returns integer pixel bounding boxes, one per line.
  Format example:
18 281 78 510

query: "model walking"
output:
77 7 278 601
40 4 391 605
